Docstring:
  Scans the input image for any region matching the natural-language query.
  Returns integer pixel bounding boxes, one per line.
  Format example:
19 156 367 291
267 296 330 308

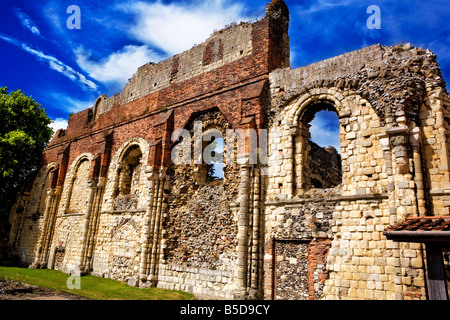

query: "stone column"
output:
31 188 56 268
234 163 251 299
79 179 98 273
386 126 418 221
386 126 422 299
85 177 106 272
41 186 63 267
379 134 396 215
249 169 260 299
409 127 427 216
147 169 167 287
379 132 403 299
289 124 298 197
139 168 157 283
295 126 311 193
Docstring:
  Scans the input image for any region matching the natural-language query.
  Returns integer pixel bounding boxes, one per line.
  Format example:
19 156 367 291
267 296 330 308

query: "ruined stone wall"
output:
90 211 145 281
96 22 255 115
7 2 289 297
307 141 341 189
419 84 450 216
263 42 449 300
265 88 388 201
8 164 54 265
263 187 338 299
7 0 449 301
159 110 241 297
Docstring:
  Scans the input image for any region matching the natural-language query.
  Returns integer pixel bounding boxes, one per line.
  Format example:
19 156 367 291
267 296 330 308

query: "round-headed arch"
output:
286 89 346 129
66 153 95 179
109 137 150 173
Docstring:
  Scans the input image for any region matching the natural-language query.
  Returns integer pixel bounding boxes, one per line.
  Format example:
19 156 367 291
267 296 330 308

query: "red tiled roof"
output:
384 216 450 243
385 216 450 232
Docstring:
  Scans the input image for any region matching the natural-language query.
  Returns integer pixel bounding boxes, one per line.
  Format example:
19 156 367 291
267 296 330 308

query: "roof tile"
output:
385 216 450 232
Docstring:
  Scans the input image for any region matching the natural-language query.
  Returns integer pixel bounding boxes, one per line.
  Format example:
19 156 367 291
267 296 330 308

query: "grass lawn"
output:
0 266 195 300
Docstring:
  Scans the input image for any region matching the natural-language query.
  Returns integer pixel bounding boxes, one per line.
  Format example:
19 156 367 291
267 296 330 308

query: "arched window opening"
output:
67 159 91 214
114 145 143 210
37 167 54 214
206 137 224 183
296 102 342 193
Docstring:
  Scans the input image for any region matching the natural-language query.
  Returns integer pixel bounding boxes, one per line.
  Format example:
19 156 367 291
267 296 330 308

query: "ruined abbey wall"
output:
6 0 450 300
262 42 449 300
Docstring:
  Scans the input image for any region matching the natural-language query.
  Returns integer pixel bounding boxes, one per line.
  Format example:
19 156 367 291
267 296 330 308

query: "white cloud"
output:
0 33 97 91
122 0 253 56
75 45 164 88
14 8 43 37
50 117 69 133
309 111 341 151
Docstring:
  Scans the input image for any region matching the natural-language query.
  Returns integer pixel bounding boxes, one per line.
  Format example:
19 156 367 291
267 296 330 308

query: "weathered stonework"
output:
6 0 450 300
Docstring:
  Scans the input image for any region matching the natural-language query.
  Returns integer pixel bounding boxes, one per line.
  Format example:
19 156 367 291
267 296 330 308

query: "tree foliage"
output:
0 87 53 219
205 139 224 183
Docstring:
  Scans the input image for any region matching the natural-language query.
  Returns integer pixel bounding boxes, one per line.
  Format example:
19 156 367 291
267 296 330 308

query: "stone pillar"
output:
234 163 251 299
385 126 423 299
147 169 168 287
386 126 418 221
147 177 162 285
379 133 403 299
294 126 311 193
409 127 427 216
31 188 55 268
379 134 396 216
40 185 63 268
85 177 106 273
288 124 298 197
79 179 98 273
139 168 157 283
249 169 261 299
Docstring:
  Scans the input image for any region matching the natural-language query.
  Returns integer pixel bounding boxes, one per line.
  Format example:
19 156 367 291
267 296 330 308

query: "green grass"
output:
0 266 195 300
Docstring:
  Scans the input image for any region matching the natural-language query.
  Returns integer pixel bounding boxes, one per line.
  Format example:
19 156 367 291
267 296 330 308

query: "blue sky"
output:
0 0 449 151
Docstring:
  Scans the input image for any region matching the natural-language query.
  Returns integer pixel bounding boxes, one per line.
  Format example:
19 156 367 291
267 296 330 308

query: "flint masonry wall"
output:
6 0 450 300
263 42 449 300
7 0 291 299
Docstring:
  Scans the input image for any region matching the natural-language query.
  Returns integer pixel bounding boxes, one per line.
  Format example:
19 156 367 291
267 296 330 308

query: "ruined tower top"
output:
265 0 289 19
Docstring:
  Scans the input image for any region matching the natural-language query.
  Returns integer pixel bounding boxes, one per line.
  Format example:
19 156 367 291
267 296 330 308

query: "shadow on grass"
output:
0 266 195 300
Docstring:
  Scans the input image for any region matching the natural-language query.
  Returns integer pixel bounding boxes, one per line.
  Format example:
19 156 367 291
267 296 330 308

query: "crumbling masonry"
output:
6 1 450 299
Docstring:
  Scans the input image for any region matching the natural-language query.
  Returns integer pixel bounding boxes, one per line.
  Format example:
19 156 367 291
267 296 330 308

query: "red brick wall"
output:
307 239 331 300
42 9 289 178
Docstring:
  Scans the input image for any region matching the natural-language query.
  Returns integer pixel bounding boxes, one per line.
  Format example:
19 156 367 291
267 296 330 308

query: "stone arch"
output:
63 153 94 214
36 163 56 214
91 94 107 120
165 108 239 273
104 137 150 211
174 108 231 187
8 162 57 263
274 88 387 196
284 91 344 193
286 89 345 128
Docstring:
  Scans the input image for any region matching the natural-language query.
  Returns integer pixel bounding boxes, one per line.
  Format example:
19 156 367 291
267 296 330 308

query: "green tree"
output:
205 138 224 183
0 87 53 230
